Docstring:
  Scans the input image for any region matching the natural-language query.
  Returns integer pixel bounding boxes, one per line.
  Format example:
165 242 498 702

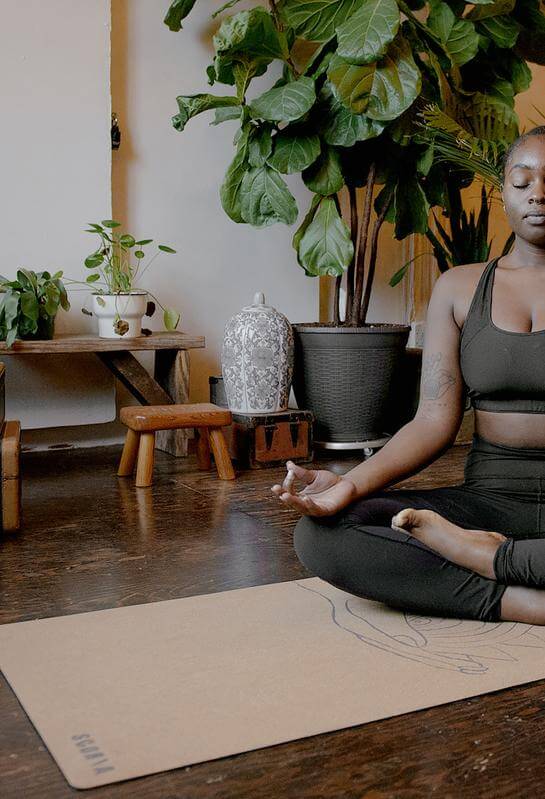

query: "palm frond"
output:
416 104 506 191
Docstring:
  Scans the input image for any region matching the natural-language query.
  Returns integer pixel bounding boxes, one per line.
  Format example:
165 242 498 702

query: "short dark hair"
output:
501 126 545 186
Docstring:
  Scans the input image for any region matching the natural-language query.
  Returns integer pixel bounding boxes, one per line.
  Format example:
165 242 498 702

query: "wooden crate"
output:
228 409 314 469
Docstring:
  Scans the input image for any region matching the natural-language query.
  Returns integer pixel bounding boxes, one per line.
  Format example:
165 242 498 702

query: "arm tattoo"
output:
421 352 456 400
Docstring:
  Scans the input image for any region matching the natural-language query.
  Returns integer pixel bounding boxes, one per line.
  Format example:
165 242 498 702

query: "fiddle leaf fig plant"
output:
164 0 545 324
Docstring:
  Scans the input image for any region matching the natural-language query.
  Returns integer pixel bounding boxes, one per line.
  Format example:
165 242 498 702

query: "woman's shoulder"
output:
432 262 490 330
432 262 489 296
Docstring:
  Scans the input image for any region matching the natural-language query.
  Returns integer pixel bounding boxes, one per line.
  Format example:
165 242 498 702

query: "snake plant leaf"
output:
467 0 515 21
427 1 480 65
277 0 360 43
318 82 386 146
302 145 344 195
327 36 421 120
240 165 299 226
164 0 198 32
336 0 401 65
248 76 316 122
298 197 354 276
220 127 252 223
267 130 321 173
476 15 521 48
173 94 240 132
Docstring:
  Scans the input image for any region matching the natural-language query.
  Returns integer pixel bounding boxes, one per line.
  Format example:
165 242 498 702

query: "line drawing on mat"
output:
295 582 545 674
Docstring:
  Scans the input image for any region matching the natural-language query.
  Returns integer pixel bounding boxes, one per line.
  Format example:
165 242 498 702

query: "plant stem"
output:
360 184 394 325
345 184 358 323
268 0 299 77
350 162 376 326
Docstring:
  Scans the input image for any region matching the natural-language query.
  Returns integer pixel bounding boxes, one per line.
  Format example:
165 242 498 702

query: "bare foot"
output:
391 508 507 580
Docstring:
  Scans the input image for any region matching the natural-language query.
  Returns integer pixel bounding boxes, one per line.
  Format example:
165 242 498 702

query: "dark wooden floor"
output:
1 442 544 798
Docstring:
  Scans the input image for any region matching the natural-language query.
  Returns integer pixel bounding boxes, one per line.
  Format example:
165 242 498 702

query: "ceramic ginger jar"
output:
221 292 294 413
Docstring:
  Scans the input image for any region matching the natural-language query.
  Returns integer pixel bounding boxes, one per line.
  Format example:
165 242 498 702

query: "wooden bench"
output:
119 403 235 487
0 331 205 457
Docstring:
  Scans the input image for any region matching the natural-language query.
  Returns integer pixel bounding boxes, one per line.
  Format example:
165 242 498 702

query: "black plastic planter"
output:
292 323 411 445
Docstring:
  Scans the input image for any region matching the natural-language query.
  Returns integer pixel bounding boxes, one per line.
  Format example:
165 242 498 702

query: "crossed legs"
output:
391 508 545 624
293 487 545 625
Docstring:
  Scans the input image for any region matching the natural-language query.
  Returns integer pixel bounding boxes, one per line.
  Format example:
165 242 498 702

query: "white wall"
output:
1 1 115 443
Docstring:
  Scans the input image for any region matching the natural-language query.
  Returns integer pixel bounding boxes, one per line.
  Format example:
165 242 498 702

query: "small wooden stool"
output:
118 403 235 487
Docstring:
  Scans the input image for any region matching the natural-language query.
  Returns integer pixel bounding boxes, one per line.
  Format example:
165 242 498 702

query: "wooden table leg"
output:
99 349 191 459
98 352 172 405
154 349 190 457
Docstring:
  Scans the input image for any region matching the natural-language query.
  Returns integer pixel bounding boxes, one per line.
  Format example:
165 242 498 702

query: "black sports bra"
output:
459 256 545 414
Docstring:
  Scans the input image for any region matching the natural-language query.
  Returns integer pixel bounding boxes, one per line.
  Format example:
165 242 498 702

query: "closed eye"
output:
513 184 529 189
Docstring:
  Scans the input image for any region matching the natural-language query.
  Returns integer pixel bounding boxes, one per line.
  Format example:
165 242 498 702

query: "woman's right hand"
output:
271 461 359 517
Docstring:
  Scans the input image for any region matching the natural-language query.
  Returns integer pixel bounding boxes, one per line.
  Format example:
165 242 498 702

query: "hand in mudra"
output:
271 461 358 517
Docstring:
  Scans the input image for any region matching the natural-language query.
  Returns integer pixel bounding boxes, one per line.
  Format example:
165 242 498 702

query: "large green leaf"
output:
248 125 274 167
278 0 360 43
211 8 288 87
240 165 298 226
327 36 421 121
298 197 354 276
213 8 288 62
173 94 240 132
302 145 344 194
327 55 374 114
336 0 400 65
292 194 321 266
318 83 386 146
512 0 545 65
220 128 252 222
496 50 532 93
476 15 521 48
164 0 198 31
467 0 515 22
248 76 316 122
427 1 480 65
393 174 430 238
267 130 321 173
211 106 243 125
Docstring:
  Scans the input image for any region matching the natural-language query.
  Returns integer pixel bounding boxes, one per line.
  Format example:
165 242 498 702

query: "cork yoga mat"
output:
2 577 545 790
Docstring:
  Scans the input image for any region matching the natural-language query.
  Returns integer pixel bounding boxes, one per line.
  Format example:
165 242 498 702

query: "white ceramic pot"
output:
92 292 148 338
221 292 294 413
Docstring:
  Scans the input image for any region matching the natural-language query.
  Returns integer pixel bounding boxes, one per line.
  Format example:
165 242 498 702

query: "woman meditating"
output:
272 126 545 626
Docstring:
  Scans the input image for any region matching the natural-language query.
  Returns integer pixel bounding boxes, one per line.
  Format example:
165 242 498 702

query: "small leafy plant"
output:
0 268 70 348
78 219 181 331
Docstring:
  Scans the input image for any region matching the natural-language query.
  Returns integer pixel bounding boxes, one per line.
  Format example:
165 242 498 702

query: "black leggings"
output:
293 433 545 622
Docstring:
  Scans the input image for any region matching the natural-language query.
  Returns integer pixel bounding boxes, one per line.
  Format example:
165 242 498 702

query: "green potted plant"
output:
76 219 181 338
0 268 70 348
164 0 545 444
